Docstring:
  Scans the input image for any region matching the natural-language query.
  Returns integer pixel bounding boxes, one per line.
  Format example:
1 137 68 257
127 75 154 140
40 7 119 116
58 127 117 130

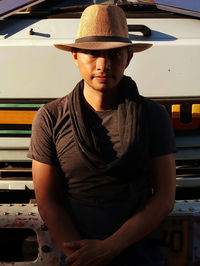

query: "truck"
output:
0 0 200 265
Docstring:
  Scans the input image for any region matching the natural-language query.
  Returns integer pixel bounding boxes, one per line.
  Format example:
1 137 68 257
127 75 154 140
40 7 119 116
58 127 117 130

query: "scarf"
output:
67 75 150 181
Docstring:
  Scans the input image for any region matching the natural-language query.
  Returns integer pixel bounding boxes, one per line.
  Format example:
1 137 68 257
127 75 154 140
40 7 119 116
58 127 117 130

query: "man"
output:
28 4 176 266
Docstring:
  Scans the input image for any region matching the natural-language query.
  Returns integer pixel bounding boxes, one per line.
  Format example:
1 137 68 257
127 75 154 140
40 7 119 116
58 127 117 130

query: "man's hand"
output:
64 239 117 266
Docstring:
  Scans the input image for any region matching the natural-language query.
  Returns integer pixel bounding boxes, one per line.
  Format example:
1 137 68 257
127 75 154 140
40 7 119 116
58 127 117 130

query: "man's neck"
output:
83 87 118 111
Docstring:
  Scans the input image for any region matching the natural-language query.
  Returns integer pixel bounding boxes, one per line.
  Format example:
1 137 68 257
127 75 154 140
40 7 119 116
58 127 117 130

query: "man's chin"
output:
93 85 111 92
93 81 116 91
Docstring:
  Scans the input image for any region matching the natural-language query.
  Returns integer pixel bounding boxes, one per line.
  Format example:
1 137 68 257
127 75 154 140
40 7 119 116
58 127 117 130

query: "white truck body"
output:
0 18 200 98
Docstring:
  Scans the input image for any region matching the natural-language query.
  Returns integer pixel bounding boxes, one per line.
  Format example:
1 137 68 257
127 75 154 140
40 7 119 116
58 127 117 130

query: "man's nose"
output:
96 54 111 72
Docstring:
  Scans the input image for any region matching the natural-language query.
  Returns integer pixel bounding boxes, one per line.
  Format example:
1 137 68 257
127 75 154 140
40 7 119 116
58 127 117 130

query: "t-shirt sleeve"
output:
146 99 177 157
27 106 59 165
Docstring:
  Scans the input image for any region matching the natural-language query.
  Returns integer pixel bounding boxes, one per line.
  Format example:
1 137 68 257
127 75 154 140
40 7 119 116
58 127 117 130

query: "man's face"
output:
72 47 133 93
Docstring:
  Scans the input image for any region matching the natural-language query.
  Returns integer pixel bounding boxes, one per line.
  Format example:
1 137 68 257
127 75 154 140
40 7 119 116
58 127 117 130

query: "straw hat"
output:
54 4 152 53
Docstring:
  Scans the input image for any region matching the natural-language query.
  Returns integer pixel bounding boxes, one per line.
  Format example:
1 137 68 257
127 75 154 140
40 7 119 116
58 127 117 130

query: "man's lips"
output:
93 75 111 82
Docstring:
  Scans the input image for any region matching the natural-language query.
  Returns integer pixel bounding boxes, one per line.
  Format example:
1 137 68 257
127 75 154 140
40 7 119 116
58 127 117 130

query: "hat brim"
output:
54 42 152 53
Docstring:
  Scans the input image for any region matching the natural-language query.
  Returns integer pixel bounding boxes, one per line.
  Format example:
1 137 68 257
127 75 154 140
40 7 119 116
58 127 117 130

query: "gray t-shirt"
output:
28 95 176 199
28 95 176 238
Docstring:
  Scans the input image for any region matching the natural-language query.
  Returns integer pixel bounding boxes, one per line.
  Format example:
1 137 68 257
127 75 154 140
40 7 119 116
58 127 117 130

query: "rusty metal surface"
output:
172 200 200 215
167 200 200 266
0 201 200 265
175 201 200 265
0 203 61 265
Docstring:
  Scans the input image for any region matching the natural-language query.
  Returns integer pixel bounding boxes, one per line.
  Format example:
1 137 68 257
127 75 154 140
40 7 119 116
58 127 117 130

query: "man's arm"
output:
32 160 82 255
65 153 176 266
105 153 176 252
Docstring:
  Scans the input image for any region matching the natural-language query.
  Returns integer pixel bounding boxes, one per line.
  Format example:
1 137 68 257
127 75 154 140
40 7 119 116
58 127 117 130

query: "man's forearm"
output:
60 192 174 266
104 154 176 258
32 161 82 255
104 192 174 256
38 200 82 255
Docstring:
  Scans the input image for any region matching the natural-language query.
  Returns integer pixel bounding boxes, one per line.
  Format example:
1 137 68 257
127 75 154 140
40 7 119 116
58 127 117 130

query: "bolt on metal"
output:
41 224 48 231
189 207 195 212
29 28 34 35
42 245 51 253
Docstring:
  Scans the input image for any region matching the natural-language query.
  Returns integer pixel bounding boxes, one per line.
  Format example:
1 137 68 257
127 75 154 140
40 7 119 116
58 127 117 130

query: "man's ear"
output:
71 50 78 67
125 50 133 68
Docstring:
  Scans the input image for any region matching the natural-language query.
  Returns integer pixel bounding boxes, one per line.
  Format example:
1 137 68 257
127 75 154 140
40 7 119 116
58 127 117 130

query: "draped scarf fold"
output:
67 75 149 180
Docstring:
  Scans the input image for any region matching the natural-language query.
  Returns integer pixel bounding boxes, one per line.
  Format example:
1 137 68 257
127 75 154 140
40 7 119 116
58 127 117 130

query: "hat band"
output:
75 36 132 44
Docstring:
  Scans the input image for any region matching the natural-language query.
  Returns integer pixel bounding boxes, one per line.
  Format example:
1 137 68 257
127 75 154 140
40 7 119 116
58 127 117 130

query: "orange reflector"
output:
171 105 180 118
0 110 37 124
192 104 200 118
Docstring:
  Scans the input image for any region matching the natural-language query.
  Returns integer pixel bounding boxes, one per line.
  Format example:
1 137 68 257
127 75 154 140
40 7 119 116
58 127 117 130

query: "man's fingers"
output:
66 250 80 265
64 241 81 250
66 254 76 266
